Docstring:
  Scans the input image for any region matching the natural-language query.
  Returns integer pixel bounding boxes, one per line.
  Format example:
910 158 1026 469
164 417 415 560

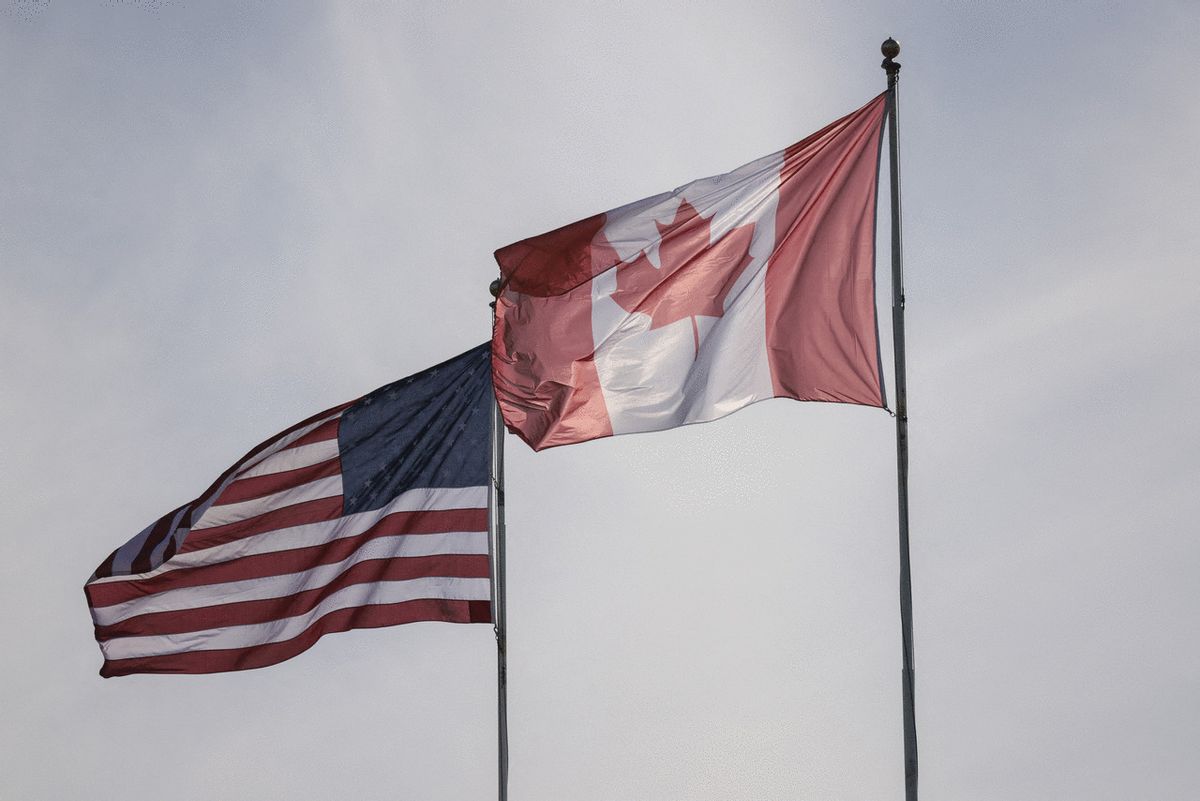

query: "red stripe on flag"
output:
86 507 489 607
218 457 342 505
179 496 345 554
95 553 491 640
98 598 491 677
284 418 341 449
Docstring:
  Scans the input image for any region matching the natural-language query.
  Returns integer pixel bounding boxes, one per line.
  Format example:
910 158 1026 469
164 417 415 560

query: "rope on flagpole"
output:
882 36 919 801
489 279 510 801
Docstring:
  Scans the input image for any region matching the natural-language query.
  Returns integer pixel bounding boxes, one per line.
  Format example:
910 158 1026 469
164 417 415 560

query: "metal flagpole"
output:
488 279 510 801
881 37 918 801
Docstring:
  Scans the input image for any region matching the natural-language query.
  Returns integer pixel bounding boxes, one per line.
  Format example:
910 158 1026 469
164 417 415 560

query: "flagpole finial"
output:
489 278 501 311
882 37 901 76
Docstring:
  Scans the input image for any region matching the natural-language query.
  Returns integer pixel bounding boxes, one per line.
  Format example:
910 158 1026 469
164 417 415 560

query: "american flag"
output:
85 343 494 677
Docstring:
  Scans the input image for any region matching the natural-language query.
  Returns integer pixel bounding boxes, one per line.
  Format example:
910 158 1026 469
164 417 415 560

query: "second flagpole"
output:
489 279 510 801
882 37 919 801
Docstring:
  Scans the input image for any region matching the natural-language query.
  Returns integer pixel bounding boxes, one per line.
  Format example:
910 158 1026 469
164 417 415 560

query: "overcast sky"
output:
3 2 1198 800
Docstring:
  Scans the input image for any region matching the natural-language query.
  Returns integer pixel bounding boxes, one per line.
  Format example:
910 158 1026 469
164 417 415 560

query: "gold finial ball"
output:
489 278 502 298
881 38 900 59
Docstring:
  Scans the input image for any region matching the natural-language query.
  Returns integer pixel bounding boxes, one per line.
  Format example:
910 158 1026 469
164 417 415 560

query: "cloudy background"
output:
3 2 1198 799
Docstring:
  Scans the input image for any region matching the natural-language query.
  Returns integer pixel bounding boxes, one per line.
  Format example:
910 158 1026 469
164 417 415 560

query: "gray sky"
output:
3 2 1198 800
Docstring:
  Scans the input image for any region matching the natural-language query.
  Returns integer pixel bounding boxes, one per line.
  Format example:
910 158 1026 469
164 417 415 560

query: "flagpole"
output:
488 279 510 801
882 37 918 801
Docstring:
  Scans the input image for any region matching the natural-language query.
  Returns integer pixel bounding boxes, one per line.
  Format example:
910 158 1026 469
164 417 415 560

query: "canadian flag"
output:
493 93 890 450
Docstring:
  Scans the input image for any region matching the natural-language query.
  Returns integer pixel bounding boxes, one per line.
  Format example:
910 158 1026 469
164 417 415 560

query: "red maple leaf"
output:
609 200 756 356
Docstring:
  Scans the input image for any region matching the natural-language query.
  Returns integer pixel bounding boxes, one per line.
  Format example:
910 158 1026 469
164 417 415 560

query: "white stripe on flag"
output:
91 529 490 625
99 576 493 660
237 439 341 479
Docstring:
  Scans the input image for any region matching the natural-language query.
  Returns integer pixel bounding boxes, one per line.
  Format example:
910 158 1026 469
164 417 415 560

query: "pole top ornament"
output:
881 37 901 76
